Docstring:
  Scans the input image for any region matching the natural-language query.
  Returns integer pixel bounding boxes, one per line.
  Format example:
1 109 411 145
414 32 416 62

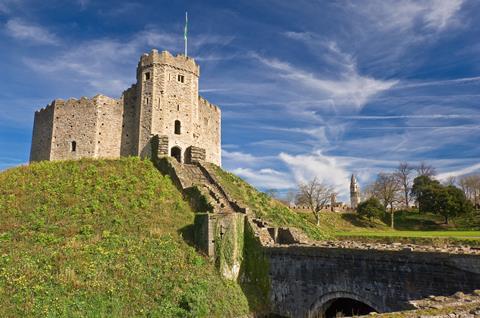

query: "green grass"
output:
269 206 480 245
0 158 250 317
208 164 328 240
335 230 480 238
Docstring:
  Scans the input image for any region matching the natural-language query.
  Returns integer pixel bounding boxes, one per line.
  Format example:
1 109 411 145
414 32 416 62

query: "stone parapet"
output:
138 49 200 76
187 146 206 163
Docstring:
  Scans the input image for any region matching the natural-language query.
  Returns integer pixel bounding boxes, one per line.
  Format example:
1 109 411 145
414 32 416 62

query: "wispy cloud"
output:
222 150 264 165
437 162 480 180
252 52 397 110
231 167 293 189
280 151 352 197
336 114 480 120
0 0 21 14
352 0 465 32
22 27 235 96
5 18 59 45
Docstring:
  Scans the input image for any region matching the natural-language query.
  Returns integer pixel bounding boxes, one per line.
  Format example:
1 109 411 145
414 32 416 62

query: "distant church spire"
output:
350 174 361 210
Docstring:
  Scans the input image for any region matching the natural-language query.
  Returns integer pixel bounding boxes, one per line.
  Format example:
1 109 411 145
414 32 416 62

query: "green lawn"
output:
288 208 480 245
335 230 480 239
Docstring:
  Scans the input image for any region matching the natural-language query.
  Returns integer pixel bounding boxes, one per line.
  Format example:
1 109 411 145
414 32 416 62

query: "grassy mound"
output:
208 164 328 240
0 158 250 317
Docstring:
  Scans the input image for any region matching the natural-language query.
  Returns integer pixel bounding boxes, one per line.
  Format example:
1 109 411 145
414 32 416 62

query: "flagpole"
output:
184 11 188 57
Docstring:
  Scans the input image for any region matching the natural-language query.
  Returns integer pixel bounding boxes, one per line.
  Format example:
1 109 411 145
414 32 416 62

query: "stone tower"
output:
29 49 221 165
350 174 361 209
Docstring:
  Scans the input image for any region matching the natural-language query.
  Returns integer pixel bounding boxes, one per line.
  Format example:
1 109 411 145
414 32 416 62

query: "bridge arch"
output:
308 291 381 318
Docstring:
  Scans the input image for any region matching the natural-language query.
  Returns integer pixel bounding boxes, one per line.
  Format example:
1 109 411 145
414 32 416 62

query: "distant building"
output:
350 174 361 209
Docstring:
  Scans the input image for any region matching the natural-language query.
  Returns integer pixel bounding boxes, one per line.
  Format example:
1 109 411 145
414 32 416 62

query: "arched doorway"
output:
171 146 182 163
308 292 380 318
323 298 377 317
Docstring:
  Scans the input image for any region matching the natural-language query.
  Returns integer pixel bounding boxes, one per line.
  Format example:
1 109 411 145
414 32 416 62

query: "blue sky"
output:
1 0 480 201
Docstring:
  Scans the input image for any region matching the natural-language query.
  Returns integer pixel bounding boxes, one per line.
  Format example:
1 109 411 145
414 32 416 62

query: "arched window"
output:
174 120 181 135
71 141 77 152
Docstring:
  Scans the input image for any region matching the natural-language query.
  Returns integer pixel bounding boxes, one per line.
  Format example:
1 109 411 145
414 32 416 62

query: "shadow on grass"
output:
178 224 195 248
340 213 385 229
393 211 445 231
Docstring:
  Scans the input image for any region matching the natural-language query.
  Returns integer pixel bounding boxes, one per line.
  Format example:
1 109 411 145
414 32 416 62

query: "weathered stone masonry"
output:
30 50 221 166
266 246 480 317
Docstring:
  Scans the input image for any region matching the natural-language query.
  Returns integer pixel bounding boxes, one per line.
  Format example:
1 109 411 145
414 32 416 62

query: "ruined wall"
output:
31 95 126 161
197 97 221 166
266 246 480 317
30 103 55 162
120 85 138 156
49 98 98 161
95 96 123 158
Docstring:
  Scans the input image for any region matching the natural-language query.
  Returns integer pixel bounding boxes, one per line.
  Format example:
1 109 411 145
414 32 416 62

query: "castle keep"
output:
30 49 221 165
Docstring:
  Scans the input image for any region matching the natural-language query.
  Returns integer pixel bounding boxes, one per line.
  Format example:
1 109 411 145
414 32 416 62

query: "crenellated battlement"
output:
30 49 220 166
137 49 200 76
199 96 220 112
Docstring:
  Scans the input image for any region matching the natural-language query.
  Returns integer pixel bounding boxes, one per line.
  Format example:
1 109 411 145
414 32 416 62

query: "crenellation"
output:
30 49 221 166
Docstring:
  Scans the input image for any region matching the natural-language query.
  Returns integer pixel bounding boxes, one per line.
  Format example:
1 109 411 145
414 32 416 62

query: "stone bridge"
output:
265 245 480 317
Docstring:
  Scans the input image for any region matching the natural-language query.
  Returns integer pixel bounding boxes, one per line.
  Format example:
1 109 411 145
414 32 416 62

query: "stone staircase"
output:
166 161 236 214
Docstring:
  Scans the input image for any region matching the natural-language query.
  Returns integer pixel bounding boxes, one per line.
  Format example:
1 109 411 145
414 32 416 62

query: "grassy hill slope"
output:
0 158 249 317
208 164 328 240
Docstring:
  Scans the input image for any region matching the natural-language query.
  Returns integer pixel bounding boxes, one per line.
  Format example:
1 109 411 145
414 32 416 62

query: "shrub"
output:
357 197 385 221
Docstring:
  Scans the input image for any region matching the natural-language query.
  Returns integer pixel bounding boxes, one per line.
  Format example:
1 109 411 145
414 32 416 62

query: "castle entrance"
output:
171 146 182 163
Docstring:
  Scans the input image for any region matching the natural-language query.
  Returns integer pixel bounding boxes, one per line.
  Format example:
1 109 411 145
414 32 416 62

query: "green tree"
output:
411 175 473 224
357 197 385 221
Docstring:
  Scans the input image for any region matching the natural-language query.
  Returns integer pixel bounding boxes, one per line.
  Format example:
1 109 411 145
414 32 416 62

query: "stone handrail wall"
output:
196 161 248 214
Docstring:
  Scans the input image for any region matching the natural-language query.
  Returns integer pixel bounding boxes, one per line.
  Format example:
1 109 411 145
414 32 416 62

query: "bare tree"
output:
285 190 297 206
394 162 413 208
459 174 480 208
372 172 401 228
443 176 457 186
416 161 436 177
362 183 376 200
265 188 278 198
295 177 335 226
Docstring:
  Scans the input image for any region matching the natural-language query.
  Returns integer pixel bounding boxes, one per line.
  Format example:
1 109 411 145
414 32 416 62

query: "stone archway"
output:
171 146 182 163
308 291 380 318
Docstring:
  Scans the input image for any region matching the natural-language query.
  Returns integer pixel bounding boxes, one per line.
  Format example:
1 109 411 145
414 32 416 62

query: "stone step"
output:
175 163 236 214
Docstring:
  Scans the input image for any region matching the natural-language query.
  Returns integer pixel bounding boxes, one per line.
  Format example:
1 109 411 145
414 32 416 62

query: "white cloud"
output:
354 0 464 32
5 19 59 45
252 53 397 110
22 27 234 96
222 150 262 165
279 151 352 198
0 0 21 14
437 163 480 181
424 0 464 30
231 167 293 189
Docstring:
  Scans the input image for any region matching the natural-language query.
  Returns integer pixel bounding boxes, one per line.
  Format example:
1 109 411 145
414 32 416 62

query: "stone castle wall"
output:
119 85 138 156
95 95 123 159
30 104 55 161
49 97 98 160
30 50 221 165
198 96 221 165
